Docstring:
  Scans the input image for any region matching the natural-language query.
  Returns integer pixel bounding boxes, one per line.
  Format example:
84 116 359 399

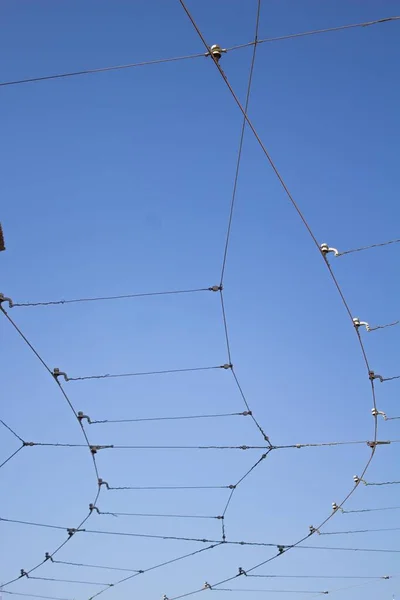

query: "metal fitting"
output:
371 408 387 419
353 317 370 331
277 545 285 554
77 411 91 424
209 285 222 292
53 368 69 382
204 582 212 590
238 567 247 576
0 293 13 308
206 44 227 62
44 552 53 562
353 475 366 485
332 502 342 512
320 243 339 257
221 363 233 370
20 569 28 578
89 503 100 514
98 478 109 489
369 371 383 382
309 525 320 535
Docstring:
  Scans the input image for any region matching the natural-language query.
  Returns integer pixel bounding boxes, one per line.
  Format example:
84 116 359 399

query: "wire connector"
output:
371 408 387 419
208 285 223 292
90 445 113 454
204 582 212 590
89 503 100 514
220 363 233 370
77 411 92 424
205 44 227 62
98 478 110 489
369 371 383 382
367 440 391 448
238 567 247 576
332 502 343 513
309 525 320 535
320 243 339 257
44 552 54 562
52 368 69 382
353 475 366 485
0 293 13 308
353 317 370 331
20 569 28 578
277 545 285 554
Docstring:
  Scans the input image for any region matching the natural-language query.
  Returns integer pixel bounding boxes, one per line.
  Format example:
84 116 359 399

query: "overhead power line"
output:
337 238 400 256
0 17 398 88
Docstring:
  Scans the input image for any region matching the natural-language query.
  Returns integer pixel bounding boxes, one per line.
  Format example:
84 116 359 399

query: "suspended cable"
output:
337 238 400 256
343 506 400 514
8 286 212 308
86 411 250 425
63 364 229 381
50 559 141 573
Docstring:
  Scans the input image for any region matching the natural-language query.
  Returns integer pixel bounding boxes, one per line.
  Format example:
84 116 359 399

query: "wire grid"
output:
1 3 400 600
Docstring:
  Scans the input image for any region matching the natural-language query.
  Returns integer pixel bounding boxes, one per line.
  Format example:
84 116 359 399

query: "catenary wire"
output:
50 559 141 573
85 411 250 424
342 506 400 514
65 365 228 381
1 593 73 600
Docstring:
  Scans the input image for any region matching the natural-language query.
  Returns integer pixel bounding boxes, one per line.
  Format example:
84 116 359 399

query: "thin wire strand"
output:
368 320 399 331
67 365 225 381
211 588 325 594
249 574 390 580
94 508 219 519
0 419 25 443
0 52 206 88
26 576 110 586
2 592 73 600
343 506 400 514
88 411 249 424
337 238 400 256
10 287 210 308
51 559 141 573
27 442 269 450
0 445 24 470
105 484 230 491
321 527 400 535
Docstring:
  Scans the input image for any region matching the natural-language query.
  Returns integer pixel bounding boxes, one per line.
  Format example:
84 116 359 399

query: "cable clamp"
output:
162 596 169 600
382 576 390 580
44 552 54 562
53 368 69 382
369 371 383 382
221 363 233 370
216 515 224 520
367 440 391 448
98 478 110 489
320 243 339 257
332 502 343 513
277 545 285 554
77 411 92 424
238 567 247 576
67 528 80 537
205 44 227 62
89 503 100 514
309 525 320 535
352 317 370 331
371 408 387 419
0 293 13 308
20 570 28 578
353 475 366 485
204 582 212 590
209 285 223 292
228 484 236 489
242 411 252 416
90 445 113 454
23 441 35 447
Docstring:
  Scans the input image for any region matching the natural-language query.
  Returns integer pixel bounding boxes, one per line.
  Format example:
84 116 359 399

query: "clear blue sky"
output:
1 1 400 599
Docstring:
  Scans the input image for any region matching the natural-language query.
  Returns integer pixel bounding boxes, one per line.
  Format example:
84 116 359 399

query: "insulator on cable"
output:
320 243 339 257
53 367 69 381
277 545 285 554
209 285 222 292
0 293 13 307
369 371 384 382
371 407 387 419
206 44 227 62
353 317 370 331
221 363 233 370
77 411 91 424
204 582 212 590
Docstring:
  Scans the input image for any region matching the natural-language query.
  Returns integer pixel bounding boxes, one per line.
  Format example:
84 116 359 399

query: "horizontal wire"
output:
0 52 206 87
385 415 400 421
381 374 400 382
10 287 211 308
105 484 230 491
25 576 110 586
27 442 268 450
321 527 400 535
95 510 219 519
1 592 73 600
337 237 400 256
249 574 389 580
0 17 397 89
362 480 400 486
343 506 400 514
67 365 227 381
51 559 141 573
88 411 249 424
212 589 324 594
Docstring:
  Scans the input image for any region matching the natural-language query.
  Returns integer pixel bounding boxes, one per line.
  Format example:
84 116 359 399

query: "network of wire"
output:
1 4 400 600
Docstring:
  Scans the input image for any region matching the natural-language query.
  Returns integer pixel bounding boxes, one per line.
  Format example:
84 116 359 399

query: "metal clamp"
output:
353 317 370 331
0 293 13 308
53 368 69 382
369 371 383 382
320 243 339 257
205 44 227 62
371 408 387 419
